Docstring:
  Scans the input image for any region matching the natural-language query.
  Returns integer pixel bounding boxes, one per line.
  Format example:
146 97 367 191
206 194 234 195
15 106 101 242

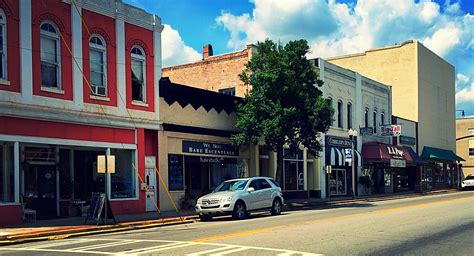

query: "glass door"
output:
330 169 347 195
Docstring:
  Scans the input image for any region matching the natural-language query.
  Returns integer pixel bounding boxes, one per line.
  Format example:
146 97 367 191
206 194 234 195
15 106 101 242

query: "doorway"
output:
24 164 57 218
145 156 157 212
329 168 347 195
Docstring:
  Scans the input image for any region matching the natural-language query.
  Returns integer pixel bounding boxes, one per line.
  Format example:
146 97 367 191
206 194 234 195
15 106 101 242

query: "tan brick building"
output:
162 44 256 97
456 117 474 177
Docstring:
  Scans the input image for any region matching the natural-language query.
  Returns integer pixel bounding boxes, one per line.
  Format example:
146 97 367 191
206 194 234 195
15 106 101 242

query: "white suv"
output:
195 177 284 221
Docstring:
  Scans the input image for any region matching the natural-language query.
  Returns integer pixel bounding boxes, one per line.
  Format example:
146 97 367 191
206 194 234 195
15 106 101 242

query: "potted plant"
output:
359 175 372 195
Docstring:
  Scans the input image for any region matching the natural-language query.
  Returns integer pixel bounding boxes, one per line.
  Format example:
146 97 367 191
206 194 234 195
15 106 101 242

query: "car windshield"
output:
213 180 248 192
464 175 474 181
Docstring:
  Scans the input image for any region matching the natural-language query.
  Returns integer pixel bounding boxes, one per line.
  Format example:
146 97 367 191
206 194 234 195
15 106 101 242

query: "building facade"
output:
327 40 461 190
162 44 255 97
0 0 163 225
456 117 474 177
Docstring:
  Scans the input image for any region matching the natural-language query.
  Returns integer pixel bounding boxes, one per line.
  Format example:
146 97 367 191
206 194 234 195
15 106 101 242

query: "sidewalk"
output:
0 189 460 245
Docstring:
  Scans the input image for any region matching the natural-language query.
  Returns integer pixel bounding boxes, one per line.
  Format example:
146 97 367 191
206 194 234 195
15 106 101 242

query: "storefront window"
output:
384 170 391 186
210 158 242 189
110 149 136 199
0 144 14 203
168 154 184 191
283 149 304 191
59 149 72 199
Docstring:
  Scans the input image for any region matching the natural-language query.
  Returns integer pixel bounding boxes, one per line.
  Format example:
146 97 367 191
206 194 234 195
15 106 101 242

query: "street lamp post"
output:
348 128 358 199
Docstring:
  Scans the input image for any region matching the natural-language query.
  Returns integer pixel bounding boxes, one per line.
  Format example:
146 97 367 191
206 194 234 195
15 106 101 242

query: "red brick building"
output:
0 0 163 225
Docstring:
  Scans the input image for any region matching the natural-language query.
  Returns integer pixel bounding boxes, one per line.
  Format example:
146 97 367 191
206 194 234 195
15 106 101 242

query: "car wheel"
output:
233 201 246 220
271 198 282 215
199 214 212 221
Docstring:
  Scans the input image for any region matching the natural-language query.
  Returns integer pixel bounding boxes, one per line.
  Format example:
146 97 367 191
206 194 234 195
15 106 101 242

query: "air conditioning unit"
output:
91 85 106 97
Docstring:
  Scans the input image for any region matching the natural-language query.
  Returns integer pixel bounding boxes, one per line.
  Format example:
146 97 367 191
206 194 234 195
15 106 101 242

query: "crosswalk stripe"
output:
120 242 184 254
186 246 234 256
132 243 194 255
24 239 90 249
211 247 249 255
66 240 139 251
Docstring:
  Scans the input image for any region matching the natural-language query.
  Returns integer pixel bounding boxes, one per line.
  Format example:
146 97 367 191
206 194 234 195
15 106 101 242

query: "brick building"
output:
162 44 255 97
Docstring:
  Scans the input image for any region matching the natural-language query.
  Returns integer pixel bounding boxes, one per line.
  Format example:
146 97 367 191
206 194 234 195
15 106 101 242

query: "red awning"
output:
362 142 417 164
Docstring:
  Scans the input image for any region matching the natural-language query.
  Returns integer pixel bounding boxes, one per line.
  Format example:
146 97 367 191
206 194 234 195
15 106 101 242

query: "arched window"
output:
347 102 352 129
328 97 334 126
0 10 7 80
364 107 369 128
381 112 385 126
337 100 343 128
40 21 61 89
89 35 107 96
131 46 146 102
373 110 378 133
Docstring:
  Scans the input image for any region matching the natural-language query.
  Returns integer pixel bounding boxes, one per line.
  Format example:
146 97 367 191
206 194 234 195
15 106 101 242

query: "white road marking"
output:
0 238 322 256
66 240 139 251
210 247 249 255
187 246 234 255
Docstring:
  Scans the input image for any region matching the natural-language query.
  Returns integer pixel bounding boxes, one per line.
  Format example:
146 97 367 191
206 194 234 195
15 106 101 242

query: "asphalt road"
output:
1 191 473 255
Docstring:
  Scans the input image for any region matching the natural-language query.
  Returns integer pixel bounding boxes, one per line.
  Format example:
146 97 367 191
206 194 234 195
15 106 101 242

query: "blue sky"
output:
124 0 473 117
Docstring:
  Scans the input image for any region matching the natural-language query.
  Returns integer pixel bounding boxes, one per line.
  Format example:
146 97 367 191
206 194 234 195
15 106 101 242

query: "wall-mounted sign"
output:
360 127 374 136
390 159 406 168
344 148 352 163
381 125 402 137
326 136 352 148
400 135 416 145
182 140 239 156
387 146 404 160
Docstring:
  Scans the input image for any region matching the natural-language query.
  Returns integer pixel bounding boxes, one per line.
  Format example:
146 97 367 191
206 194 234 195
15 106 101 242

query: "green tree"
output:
232 39 333 185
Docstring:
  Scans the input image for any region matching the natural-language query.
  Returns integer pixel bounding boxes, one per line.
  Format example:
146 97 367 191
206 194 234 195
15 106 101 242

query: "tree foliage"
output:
231 39 333 184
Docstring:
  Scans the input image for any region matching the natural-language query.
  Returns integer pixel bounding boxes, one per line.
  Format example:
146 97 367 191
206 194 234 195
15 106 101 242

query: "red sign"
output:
381 125 401 137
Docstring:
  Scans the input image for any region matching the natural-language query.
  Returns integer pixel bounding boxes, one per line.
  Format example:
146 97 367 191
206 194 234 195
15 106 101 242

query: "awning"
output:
362 142 421 165
421 146 465 162
328 146 361 167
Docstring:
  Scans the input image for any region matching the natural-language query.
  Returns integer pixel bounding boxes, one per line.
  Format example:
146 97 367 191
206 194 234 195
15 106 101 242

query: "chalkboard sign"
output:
84 193 116 225
168 154 184 190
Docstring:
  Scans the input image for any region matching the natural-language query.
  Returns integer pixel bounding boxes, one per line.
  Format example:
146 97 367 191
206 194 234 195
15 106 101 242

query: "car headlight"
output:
225 196 233 202
197 198 202 204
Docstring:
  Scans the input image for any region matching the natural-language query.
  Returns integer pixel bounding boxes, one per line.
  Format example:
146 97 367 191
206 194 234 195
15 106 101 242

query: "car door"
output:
245 179 260 210
256 178 273 209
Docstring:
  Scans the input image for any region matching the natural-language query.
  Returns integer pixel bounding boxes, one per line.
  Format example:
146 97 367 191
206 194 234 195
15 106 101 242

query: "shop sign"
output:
326 136 352 148
360 127 374 136
182 140 239 156
387 146 404 160
199 157 224 163
344 148 352 163
390 159 406 168
381 125 402 137
400 135 416 145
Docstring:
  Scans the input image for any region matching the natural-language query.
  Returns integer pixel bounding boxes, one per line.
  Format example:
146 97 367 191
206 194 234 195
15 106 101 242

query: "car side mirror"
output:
247 187 255 193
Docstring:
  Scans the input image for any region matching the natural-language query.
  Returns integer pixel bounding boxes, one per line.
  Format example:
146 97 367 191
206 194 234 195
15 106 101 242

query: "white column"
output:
116 18 127 115
14 142 20 203
71 1 84 110
20 0 32 103
106 148 111 199
303 148 307 191
2 145 8 202
153 16 163 120
355 73 363 196
320 134 326 198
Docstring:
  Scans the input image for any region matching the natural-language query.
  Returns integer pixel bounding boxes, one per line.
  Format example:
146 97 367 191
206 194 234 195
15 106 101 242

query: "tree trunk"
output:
275 146 284 187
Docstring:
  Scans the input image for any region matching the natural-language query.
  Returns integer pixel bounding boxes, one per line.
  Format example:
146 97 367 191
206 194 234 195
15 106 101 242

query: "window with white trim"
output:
89 36 107 96
337 100 343 128
381 112 385 126
373 110 378 133
347 102 353 129
364 107 369 128
131 46 145 102
328 97 334 126
0 10 6 80
40 22 61 89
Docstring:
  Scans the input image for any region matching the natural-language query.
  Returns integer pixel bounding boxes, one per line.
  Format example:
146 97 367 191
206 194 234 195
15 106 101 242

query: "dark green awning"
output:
421 146 465 162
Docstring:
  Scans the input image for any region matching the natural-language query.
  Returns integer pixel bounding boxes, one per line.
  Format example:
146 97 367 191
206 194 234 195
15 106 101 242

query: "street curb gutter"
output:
0 216 199 246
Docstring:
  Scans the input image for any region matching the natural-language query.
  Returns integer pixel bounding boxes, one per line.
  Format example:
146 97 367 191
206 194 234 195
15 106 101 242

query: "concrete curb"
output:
0 215 199 246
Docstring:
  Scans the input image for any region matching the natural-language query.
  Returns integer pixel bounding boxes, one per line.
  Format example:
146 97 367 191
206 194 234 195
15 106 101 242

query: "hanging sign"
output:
97 155 116 173
381 125 402 137
390 159 406 168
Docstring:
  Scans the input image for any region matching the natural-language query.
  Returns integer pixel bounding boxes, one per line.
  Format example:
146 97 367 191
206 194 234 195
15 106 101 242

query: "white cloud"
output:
456 82 474 103
161 24 201 67
457 73 470 84
215 0 473 114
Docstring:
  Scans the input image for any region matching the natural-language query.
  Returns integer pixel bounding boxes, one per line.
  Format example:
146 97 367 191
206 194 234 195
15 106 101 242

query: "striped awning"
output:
328 147 361 167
